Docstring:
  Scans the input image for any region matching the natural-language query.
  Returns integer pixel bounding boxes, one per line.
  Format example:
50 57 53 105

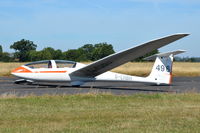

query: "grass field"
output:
1 62 200 77
112 62 200 77
0 93 200 133
1 62 200 132
0 62 24 76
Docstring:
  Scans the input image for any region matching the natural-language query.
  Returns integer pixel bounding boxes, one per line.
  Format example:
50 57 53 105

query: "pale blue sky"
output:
0 0 199 57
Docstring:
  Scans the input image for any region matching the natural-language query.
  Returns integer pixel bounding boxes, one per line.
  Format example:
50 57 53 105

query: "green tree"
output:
0 45 2 61
40 47 54 60
63 49 87 62
54 49 63 60
27 50 41 61
80 44 94 61
63 43 115 62
10 39 37 62
40 47 64 60
27 47 64 61
0 45 2 53
0 45 14 62
91 42 115 61
63 49 79 61
0 52 13 62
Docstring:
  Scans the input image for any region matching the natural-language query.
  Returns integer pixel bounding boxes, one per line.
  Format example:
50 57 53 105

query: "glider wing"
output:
70 34 189 78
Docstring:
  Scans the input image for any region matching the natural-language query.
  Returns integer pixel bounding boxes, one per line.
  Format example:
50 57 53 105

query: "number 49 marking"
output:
156 65 171 72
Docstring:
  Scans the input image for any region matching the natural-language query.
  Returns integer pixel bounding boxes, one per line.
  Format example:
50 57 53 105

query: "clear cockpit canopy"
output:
25 60 76 69
55 60 76 68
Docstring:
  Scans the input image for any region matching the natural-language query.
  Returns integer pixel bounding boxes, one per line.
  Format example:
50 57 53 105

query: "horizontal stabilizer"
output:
144 50 186 60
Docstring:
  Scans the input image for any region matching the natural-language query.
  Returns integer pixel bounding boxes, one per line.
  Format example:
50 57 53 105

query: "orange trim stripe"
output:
169 74 173 84
12 67 67 73
39 71 67 73
169 61 174 84
12 67 32 73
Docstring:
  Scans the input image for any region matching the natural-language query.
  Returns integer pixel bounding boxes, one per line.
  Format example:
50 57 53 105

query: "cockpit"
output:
25 60 77 69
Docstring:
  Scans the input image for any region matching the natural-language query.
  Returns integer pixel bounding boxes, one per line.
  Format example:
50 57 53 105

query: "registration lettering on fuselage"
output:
115 74 132 81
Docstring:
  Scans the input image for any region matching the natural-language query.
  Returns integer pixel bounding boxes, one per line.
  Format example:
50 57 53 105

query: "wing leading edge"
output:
70 34 189 78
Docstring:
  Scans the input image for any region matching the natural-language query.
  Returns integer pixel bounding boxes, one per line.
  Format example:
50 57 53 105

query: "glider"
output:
12 34 189 86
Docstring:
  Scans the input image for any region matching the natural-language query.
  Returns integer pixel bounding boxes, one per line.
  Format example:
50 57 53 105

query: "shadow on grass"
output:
14 82 174 93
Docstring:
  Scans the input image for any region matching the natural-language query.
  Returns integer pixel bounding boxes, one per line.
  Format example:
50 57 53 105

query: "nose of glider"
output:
11 66 32 77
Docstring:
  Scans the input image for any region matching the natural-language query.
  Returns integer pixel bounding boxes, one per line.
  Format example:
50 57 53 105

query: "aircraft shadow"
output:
17 83 174 93
90 86 174 93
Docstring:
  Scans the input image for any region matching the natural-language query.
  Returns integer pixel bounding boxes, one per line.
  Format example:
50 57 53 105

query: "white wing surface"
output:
70 34 189 78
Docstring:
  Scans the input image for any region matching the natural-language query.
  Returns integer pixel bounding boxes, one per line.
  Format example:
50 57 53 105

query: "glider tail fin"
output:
145 50 186 85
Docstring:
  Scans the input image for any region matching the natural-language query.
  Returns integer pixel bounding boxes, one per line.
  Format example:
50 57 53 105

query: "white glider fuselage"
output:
11 56 173 86
12 61 150 84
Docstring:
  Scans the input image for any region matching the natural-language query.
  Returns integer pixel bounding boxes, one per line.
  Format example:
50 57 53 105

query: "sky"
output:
0 0 199 57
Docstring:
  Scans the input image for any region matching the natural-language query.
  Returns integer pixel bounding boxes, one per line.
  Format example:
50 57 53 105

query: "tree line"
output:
174 57 200 62
0 39 116 62
1 39 197 62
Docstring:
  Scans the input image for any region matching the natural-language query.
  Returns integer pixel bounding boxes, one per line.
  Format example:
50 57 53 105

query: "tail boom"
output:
95 50 185 85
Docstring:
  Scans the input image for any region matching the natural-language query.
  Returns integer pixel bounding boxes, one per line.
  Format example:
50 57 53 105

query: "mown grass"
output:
0 93 200 133
1 62 200 77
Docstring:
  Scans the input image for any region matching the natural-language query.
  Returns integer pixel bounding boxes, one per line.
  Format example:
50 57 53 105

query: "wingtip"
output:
176 49 187 54
177 49 187 52
175 33 190 37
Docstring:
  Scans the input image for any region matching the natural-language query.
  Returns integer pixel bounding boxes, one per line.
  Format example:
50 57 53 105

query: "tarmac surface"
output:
0 76 200 96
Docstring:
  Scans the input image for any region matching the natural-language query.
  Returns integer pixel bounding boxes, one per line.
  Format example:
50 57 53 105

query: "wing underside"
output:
70 34 189 78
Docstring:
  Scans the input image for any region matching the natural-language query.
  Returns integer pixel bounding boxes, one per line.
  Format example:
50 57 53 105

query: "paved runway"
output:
0 76 200 96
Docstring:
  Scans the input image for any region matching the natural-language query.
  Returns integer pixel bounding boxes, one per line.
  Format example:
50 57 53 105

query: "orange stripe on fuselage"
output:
169 74 173 84
12 66 67 73
169 62 174 84
39 71 67 73
12 66 32 73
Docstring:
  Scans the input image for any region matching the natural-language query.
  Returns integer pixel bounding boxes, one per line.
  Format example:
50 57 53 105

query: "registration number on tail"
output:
156 65 171 72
